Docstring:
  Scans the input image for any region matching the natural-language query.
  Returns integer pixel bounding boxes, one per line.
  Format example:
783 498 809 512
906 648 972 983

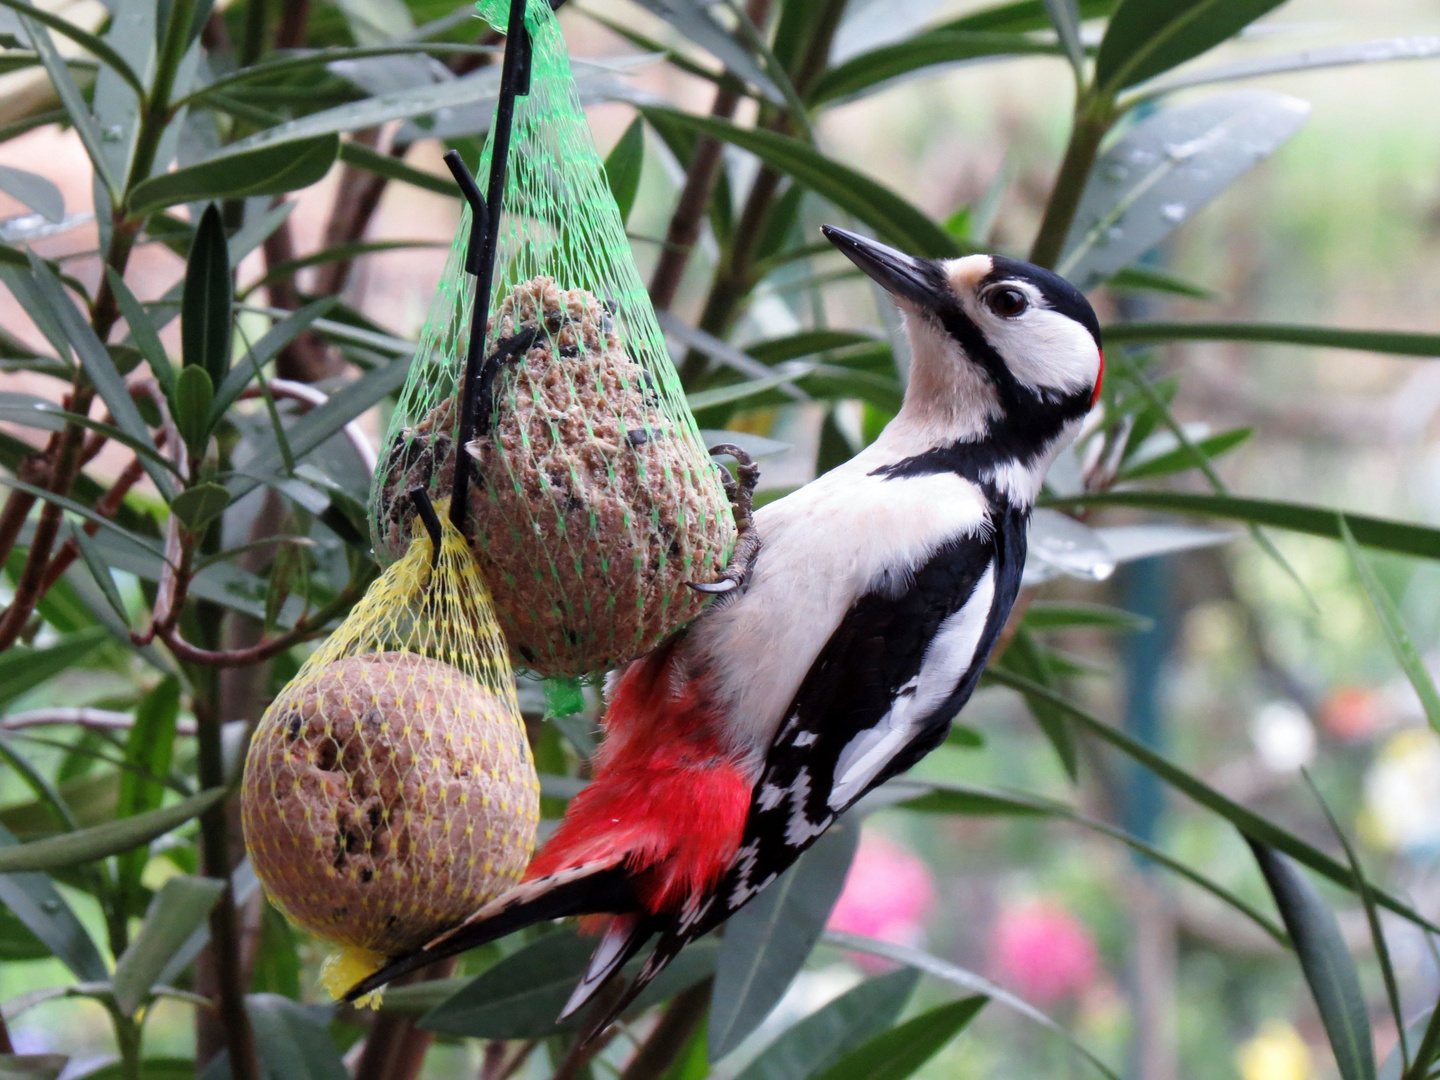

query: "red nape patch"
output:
1091 349 1105 408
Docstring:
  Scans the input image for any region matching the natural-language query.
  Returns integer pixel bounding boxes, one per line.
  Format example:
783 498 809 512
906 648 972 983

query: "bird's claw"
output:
688 578 738 595
689 444 762 597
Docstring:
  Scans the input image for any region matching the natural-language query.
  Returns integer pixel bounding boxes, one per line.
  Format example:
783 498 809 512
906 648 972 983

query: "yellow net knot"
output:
321 945 388 1008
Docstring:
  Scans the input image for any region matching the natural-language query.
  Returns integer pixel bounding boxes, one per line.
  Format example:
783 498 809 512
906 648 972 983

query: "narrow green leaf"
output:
688 367 815 411
0 787 227 873
0 264 74 363
0 393 179 475
209 298 337 423
710 819 860 1059
180 42 499 106
1306 773 1408 1074
129 135 340 216
1043 0 1085 72
70 524 130 627
213 71 502 159
735 969 918 1080
605 116 645 225
1402 1007 1440 1080
1023 601 1153 632
1137 35 1440 100
421 933 721 1036
1104 320 1440 356
1047 492 1440 564
1096 0 1288 93
25 254 172 499
115 678 180 917
809 31 1059 107
1119 427 1253 481
941 0 1119 33
182 204 232 386
0 821 108 981
0 1052 68 1079
227 357 410 499
897 779 1287 945
0 626 108 712
1107 265 1218 299
1249 842 1376 1080
824 932 1119 1080
984 668 1440 933
113 875 224 1015
641 108 961 258
172 365 215 454
90 1 152 191
337 140 454 196
0 733 78 836
17 13 119 197
106 266 176 396
998 629 1078 779
0 474 168 561
0 165 62 223
170 483 232 533
246 993 349 1080
627 0 785 103
1340 518 1440 734
1060 92 1309 289
0 0 144 93
813 997 986 1080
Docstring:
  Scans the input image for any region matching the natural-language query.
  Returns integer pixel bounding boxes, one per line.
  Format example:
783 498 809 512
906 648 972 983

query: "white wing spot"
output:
828 562 997 810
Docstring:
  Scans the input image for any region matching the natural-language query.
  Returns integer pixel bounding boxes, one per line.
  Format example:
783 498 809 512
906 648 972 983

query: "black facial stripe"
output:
985 255 1102 349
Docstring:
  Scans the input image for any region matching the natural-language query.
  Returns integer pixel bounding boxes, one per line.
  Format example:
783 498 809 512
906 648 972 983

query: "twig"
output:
1 707 198 735
192 689 262 1080
617 981 711 1080
0 450 55 569
37 445 153 597
353 957 457 1080
498 1040 539 1080
0 381 97 651
676 0 844 385
241 379 377 472
152 573 370 668
646 0 771 315
552 1023 622 1080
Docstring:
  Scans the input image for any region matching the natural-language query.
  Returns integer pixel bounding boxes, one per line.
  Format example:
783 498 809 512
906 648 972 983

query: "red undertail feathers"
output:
523 641 751 915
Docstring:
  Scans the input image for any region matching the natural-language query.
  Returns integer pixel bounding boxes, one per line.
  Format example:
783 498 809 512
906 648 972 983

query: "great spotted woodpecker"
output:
348 227 1104 1029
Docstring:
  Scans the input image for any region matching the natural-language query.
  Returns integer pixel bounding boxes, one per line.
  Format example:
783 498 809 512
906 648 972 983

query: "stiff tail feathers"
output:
342 863 638 1002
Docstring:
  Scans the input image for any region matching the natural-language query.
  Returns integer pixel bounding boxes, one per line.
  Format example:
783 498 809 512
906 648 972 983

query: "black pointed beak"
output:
821 226 945 310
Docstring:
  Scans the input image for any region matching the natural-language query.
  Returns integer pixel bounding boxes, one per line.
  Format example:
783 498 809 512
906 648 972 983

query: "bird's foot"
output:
689 444 762 596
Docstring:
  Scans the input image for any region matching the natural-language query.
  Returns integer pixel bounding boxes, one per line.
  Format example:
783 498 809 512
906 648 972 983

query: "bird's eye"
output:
984 286 1029 318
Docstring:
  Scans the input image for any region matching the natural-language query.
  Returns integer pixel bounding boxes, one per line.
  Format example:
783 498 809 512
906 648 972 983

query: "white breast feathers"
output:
687 443 993 771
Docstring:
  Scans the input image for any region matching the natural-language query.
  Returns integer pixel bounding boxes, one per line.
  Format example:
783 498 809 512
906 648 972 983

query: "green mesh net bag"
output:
370 0 737 678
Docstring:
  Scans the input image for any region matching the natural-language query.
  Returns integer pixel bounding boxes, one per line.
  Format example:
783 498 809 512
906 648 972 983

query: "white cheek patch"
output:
967 291 1100 399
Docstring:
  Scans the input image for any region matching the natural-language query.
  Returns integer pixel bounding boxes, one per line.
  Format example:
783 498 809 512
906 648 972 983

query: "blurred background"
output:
3 1 1440 1078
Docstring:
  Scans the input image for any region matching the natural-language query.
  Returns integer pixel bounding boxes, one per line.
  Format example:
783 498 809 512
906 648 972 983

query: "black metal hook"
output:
447 0 537 535
444 151 488 275
409 485 444 571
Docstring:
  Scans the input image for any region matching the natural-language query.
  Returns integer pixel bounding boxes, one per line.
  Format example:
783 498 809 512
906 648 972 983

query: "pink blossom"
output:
989 899 1099 1004
827 831 936 952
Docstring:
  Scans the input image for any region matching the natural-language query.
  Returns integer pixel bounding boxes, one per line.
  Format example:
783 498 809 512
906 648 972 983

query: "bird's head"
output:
822 226 1102 493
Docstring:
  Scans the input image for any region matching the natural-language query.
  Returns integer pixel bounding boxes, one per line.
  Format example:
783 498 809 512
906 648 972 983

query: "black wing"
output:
602 503 1029 1015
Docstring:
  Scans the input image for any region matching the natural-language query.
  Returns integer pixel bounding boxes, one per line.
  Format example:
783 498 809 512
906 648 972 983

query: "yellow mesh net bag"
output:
240 504 539 1003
